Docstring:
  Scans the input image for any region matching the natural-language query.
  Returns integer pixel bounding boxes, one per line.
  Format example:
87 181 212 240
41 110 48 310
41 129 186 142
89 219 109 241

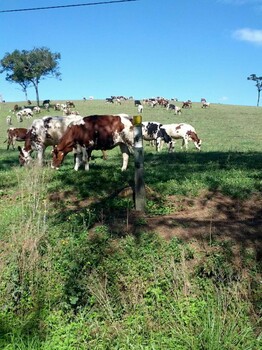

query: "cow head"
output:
51 146 65 169
187 131 202 150
18 146 33 166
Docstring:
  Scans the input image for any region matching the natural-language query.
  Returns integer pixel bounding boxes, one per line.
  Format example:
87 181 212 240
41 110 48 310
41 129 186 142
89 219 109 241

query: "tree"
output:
0 47 61 105
247 74 262 107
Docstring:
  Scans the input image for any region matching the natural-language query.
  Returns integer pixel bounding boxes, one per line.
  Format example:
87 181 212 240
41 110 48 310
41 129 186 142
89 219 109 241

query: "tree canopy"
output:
0 47 61 105
247 74 262 107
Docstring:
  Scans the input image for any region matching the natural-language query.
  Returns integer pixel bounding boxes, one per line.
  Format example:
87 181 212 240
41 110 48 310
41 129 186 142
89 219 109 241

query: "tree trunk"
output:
23 88 28 101
32 79 40 106
257 89 260 107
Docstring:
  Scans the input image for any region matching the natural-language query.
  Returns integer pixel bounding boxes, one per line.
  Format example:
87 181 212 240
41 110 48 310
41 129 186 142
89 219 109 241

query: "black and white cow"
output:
142 122 171 151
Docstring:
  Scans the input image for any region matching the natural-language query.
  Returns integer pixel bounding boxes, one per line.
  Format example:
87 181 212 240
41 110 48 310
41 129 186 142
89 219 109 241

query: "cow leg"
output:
6 138 11 150
119 144 130 171
102 150 107 160
181 137 188 150
156 138 163 152
74 153 82 171
83 148 91 171
37 146 45 165
73 146 89 171
168 141 174 153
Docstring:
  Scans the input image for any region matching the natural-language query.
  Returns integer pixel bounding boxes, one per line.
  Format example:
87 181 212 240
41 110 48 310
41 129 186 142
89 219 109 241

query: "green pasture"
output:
0 100 261 349
0 99 261 199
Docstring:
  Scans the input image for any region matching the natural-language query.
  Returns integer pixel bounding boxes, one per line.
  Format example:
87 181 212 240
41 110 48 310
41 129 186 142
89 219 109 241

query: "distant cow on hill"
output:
182 101 192 109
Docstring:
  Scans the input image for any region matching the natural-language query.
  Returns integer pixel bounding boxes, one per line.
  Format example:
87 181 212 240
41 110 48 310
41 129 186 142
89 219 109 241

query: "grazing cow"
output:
18 115 84 166
6 115 12 126
182 101 192 109
4 128 27 150
16 108 33 119
52 114 134 171
202 102 210 108
66 101 75 108
106 97 114 103
43 99 50 105
16 112 23 122
137 104 143 113
54 103 61 111
33 106 41 114
134 100 141 107
13 104 20 112
167 104 182 115
157 123 202 152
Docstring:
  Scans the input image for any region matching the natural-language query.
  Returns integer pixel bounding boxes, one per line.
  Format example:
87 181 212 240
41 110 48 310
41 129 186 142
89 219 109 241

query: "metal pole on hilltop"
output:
133 115 145 212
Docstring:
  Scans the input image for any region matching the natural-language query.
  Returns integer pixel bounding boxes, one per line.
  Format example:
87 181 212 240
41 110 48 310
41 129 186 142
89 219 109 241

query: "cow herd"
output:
4 112 202 172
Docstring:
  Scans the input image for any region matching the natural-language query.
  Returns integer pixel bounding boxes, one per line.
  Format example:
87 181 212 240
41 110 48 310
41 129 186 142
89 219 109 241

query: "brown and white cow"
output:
156 123 202 151
4 128 28 150
182 101 192 109
52 114 134 171
18 115 85 166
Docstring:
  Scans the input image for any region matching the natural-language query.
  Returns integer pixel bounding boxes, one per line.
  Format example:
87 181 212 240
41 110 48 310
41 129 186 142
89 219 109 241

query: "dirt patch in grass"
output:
106 189 262 262
49 189 262 262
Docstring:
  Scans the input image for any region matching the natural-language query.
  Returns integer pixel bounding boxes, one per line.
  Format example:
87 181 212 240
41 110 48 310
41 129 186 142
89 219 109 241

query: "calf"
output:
4 128 28 150
52 114 134 171
157 123 202 151
6 115 12 126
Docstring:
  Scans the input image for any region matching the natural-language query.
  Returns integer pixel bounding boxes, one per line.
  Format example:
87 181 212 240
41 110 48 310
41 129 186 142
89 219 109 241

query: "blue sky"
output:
0 0 262 106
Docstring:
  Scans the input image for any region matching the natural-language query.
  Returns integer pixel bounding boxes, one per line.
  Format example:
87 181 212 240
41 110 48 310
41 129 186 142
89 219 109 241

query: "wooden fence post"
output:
133 115 145 212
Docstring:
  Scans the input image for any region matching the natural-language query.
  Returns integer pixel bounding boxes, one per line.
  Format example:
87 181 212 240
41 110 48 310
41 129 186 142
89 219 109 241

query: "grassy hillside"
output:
0 100 261 349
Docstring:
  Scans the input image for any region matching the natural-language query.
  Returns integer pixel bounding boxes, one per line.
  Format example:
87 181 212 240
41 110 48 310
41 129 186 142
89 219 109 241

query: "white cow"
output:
202 102 210 108
33 106 41 114
137 104 143 113
6 115 12 125
21 108 33 118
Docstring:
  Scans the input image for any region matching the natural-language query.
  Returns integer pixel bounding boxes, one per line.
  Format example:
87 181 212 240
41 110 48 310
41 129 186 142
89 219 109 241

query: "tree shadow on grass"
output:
48 151 262 258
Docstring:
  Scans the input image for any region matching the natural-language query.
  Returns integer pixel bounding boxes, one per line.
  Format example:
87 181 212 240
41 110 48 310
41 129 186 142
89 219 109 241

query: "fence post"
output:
133 115 145 212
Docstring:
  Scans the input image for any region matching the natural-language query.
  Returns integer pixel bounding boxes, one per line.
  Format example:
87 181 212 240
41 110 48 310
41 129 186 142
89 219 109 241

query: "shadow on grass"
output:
46 151 262 253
